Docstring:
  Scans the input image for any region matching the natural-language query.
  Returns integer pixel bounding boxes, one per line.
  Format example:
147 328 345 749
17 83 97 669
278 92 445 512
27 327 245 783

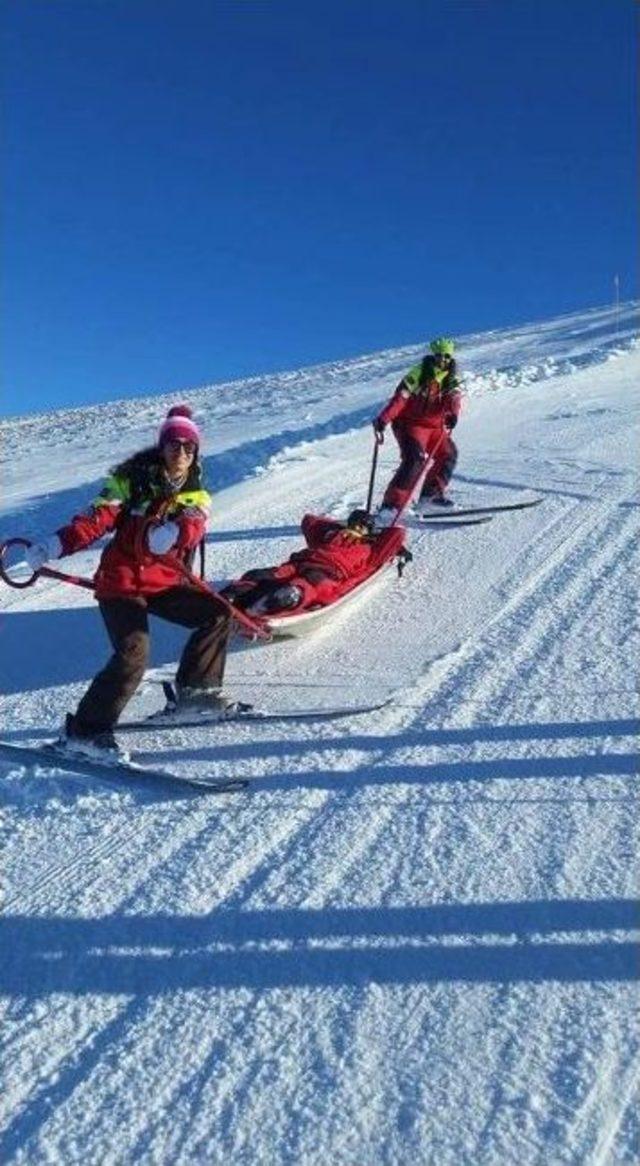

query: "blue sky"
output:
2 0 637 417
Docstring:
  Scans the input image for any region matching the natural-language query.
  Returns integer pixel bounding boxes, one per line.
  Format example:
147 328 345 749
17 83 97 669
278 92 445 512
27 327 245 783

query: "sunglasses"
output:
434 352 453 363
166 439 197 455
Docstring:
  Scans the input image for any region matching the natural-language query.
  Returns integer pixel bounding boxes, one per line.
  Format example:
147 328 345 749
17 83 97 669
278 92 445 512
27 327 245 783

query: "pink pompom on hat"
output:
157 405 201 449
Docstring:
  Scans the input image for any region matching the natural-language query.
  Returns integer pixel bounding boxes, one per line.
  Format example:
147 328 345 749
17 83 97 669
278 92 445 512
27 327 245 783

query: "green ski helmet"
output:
430 336 456 357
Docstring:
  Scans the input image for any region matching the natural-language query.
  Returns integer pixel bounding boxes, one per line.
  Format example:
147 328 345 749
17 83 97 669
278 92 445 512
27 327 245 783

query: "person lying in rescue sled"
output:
373 336 463 525
222 510 406 616
20 406 243 758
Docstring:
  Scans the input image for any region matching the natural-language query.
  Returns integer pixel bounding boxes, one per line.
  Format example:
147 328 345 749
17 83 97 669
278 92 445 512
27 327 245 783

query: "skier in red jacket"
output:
223 510 406 614
21 406 241 755
373 337 463 523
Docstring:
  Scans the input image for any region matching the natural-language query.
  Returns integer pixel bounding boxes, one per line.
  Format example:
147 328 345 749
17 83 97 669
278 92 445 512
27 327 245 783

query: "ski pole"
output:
365 436 381 516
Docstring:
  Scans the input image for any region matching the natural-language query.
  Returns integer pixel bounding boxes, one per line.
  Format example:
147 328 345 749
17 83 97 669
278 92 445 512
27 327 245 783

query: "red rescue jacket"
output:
378 355 462 431
290 515 402 582
55 451 210 600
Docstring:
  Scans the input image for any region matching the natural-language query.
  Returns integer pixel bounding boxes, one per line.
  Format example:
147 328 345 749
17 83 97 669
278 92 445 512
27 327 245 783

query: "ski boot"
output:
418 492 455 514
59 713 130 763
246 583 302 616
153 682 253 723
265 584 302 613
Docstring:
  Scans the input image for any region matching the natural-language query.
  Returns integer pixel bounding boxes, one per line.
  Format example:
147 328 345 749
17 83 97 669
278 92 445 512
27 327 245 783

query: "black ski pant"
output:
74 587 232 732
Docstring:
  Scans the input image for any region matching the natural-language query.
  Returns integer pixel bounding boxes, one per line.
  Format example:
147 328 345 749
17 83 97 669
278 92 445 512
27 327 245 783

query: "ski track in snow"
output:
1 303 639 1165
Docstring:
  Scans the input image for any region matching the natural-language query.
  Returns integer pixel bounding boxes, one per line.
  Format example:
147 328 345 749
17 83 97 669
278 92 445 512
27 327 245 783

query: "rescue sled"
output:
264 555 406 637
253 522 411 639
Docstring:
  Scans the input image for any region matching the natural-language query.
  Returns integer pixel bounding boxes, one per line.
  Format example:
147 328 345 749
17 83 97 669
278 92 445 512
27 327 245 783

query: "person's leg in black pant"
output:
73 597 150 733
147 587 232 692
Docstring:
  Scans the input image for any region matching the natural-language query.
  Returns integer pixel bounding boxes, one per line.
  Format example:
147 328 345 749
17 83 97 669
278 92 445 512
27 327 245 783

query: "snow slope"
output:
1 303 639 1165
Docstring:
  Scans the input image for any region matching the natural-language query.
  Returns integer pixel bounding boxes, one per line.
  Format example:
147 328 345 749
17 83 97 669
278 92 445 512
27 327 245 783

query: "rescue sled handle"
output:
131 523 272 641
0 534 271 640
0 537 95 591
391 430 447 526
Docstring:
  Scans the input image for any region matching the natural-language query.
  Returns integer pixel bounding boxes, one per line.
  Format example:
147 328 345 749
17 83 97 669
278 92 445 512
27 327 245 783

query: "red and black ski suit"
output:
376 355 463 511
51 452 230 734
227 514 406 613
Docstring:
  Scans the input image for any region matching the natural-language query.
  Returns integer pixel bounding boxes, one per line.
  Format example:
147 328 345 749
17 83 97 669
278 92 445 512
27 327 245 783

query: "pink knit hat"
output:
157 405 201 449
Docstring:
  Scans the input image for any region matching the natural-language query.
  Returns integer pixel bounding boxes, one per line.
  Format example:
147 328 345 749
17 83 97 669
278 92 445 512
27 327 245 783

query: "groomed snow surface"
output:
1 304 639 1165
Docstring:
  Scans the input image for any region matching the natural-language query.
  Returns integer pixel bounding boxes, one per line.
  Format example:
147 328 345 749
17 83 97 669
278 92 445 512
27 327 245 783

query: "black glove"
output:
373 418 386 443
445 414 457 430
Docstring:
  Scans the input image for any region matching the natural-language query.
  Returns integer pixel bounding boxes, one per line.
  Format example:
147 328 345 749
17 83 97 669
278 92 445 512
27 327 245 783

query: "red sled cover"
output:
229 514 408 630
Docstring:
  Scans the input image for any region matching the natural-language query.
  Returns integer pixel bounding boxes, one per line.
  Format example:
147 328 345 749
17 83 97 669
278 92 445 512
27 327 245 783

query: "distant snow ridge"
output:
225 332 640 485
463 335 639 399
2 302 638 445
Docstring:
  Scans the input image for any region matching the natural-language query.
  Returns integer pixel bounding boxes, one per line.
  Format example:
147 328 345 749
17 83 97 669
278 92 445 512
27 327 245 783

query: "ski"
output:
409 514 493 528
0 740 247 793
117 697 392 733
417 497 543 520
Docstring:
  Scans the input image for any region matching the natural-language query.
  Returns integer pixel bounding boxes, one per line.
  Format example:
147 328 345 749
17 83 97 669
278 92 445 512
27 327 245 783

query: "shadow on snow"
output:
2 896 636 1158
0 605 256 696
1 899 636 1000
